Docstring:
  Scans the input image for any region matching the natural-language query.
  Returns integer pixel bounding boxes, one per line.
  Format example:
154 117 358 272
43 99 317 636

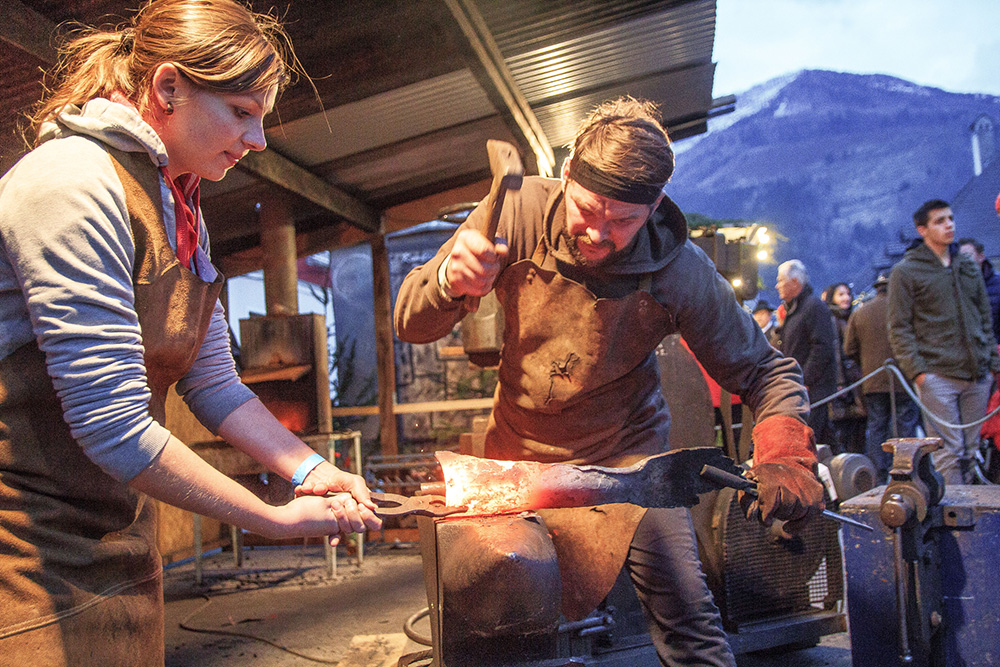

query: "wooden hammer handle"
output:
466 140 523 312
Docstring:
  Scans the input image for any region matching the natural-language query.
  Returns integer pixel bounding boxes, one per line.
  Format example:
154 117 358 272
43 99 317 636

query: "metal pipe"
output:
557 612 614 636
893 525 914 664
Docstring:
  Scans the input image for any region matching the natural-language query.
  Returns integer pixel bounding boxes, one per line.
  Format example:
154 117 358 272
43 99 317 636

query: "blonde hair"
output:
570 96 674 186
30 0 297 143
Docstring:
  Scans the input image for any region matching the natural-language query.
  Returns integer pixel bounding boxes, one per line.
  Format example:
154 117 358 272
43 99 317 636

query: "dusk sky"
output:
713 0 1000 97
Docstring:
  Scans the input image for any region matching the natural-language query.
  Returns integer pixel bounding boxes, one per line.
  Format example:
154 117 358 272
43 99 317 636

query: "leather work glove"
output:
741 414 825 534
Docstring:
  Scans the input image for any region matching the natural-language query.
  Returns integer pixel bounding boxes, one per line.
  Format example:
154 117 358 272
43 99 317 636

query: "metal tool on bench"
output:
700 463 875 531
370 491 467 518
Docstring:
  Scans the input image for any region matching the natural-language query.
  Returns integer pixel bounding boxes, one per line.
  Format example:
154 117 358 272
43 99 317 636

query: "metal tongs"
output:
700 464 874 532
369 491 467 518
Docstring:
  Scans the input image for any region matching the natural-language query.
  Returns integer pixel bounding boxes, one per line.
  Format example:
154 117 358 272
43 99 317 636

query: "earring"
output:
165 101 174 115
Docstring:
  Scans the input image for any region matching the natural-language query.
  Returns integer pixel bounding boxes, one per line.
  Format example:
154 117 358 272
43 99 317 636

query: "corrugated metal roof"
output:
483 0 687 55
533 62 717 147
266 69 495 167
2 0 723 265
503 2 716 105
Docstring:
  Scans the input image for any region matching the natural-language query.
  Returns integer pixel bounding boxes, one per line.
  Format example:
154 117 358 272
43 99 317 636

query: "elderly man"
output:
776 260 838 449
889 199 1000 484
395 97 824 666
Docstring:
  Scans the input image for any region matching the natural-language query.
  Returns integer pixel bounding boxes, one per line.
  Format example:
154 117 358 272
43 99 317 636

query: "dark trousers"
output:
863 392 920 482
627 508 735 667
807 392 836 451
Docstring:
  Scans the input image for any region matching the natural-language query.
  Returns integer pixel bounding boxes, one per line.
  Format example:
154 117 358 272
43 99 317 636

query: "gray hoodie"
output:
0 98 254 481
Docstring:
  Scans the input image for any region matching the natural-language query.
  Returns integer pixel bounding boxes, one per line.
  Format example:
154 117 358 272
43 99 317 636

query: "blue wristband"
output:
291 453 326 486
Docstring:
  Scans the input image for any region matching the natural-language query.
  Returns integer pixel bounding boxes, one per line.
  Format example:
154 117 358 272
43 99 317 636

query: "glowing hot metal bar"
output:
436 447 743 515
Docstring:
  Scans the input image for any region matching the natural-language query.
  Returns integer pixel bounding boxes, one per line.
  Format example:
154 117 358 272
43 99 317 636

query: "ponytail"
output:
30 30 135 142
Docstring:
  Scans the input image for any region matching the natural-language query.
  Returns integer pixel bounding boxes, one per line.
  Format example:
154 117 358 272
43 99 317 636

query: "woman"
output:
0 1 380 662
826 282 866 454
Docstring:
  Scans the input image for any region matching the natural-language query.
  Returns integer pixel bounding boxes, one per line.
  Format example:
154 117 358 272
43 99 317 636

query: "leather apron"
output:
485 237 674 620
0 149 223 665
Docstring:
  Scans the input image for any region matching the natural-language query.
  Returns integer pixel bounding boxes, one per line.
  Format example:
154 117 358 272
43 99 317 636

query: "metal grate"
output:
363 452 445 496
719 493 844 626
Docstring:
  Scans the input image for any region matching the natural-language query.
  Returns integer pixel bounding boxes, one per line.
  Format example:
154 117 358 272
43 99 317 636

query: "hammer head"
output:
487 139 524 192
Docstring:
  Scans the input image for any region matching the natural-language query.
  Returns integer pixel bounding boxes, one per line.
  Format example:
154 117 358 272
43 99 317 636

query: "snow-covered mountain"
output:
667 69 1000 295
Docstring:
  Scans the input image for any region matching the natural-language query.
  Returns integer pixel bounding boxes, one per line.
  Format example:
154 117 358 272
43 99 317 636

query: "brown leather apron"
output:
0 149 223 665
485 238 673 620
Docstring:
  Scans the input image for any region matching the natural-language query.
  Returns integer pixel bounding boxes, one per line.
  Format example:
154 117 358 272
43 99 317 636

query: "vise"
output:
841 438 1000 666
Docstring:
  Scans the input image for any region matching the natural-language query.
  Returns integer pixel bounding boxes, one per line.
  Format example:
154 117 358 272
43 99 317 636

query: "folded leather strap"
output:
742 414 825 533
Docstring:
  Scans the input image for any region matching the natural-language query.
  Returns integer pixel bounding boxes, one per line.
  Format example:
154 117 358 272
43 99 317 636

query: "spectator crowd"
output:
756 198 1000 485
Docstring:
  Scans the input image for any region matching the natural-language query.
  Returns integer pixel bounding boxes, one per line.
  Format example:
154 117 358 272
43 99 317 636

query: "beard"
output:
562 230 616 266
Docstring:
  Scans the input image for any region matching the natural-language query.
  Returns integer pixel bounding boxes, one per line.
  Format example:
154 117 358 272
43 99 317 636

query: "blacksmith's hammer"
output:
466 140 524 312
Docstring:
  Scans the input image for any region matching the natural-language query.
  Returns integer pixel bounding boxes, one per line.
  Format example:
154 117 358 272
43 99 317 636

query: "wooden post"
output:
370 230 398 456
259 192 298 316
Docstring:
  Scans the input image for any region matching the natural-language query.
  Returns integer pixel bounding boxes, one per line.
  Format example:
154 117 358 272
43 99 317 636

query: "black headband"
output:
567 158 665 205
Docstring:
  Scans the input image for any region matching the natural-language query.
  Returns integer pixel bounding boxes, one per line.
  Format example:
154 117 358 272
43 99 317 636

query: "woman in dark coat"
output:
826 283 867 454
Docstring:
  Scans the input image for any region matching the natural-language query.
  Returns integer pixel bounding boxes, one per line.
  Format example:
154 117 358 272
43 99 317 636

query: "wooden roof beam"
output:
443 0 555 177
2 1 58 64
238 150 380 234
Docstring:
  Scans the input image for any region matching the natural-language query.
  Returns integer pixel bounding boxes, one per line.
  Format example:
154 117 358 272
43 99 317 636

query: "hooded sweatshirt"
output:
0 98 255 481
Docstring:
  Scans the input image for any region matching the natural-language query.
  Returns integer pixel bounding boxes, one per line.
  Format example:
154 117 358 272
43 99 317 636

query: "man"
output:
843 274 920 482
394 97 824 666
888 199 1000 484
752 299 778 342
775 259 838 450
958 237 1000 343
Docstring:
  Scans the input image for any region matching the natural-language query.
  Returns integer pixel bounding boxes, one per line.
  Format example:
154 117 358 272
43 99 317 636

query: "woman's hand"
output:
300 463 383 544
268 492 381 545
297 461 374 504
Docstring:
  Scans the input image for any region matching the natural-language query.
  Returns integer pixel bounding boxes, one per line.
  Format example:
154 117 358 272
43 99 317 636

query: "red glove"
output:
741 415 825 533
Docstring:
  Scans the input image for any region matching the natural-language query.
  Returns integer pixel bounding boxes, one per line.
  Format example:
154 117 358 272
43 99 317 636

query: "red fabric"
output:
679 338 740 407
982 388 1000 449
161 169 201 269
776 303 787 327
995 190 1000 216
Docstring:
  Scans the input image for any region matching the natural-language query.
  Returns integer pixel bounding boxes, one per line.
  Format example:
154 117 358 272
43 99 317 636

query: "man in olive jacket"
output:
888 199 1000 484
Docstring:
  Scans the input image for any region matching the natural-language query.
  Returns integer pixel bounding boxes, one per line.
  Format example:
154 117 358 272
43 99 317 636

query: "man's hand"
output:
740 462 825 533
442 229 509 298
742 414 825 533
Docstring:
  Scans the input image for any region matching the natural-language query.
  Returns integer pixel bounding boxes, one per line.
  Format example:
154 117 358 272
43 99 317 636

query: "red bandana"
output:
161 168 201 270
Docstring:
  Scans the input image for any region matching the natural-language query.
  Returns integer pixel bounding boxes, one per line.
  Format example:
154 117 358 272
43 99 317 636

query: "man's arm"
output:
394 178 550 344
666 246 808 424
800 302 836 389
393 227 474 344
664 248 821 532
887 268 924 382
